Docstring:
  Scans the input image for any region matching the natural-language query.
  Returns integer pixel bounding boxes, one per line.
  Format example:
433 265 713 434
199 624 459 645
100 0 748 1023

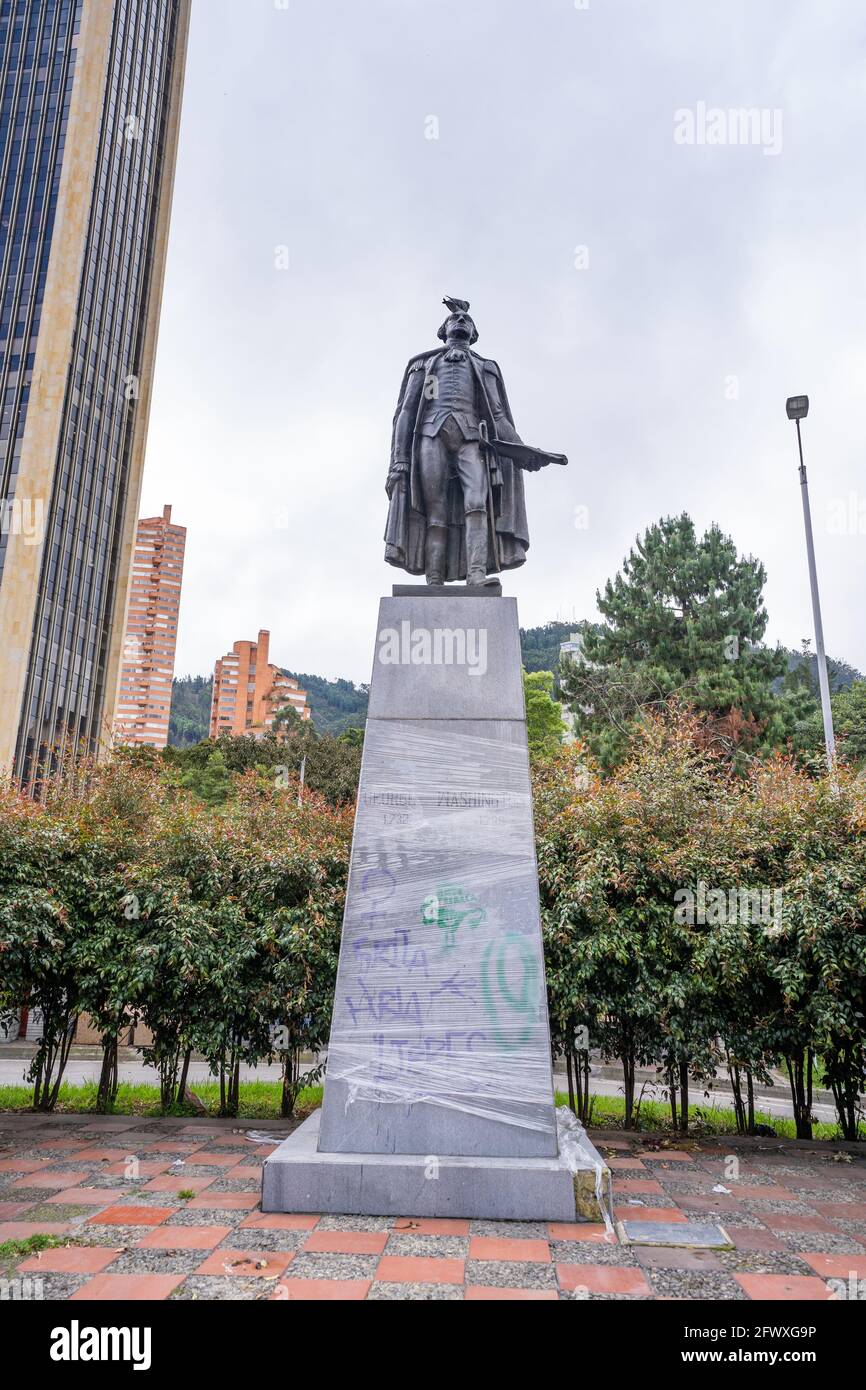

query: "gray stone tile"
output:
171 1275 271 1301
2 1186 60 1203
102 1247 207 1276
717 1249 814 1277
317 1214 393 1232
12 1273 89 1301
217 1227 306 1253
620 1219 731 1248
287 1252 381 1280
165 1206 248 1227
736 1198 814 1214
198 1178 259 1194
646 1269 748 1299
550 1241 636 1265
17 1202 93 1224
465 1259 556 1289
469 1220 549 1238
167 1164 235 1179
779 1230 866 1254
77 1226 142 1247
368 1281 464 1300
383 1234 468 1258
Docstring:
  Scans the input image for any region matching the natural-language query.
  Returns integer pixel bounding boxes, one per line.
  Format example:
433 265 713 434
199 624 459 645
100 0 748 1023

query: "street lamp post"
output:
786 396 836 774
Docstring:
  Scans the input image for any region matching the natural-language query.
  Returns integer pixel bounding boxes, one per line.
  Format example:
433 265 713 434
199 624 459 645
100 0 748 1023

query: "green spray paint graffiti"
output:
480 933 540 1050
421 883 486 950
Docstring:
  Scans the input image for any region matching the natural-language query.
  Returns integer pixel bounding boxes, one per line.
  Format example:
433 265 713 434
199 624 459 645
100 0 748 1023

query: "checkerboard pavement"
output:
2 1115 865 1301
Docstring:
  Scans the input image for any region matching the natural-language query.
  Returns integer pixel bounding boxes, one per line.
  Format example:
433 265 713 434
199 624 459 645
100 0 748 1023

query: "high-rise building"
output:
210 630 312 740
0 1 191 782
115 504 185 750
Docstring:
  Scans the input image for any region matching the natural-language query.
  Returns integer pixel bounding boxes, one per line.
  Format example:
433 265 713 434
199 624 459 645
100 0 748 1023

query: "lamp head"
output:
786 395 809 421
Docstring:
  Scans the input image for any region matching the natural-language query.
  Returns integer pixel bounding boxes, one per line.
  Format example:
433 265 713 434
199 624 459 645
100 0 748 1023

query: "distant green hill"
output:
284 671 369 736
169 675 212 747
777 646 861 694
520 621 578 674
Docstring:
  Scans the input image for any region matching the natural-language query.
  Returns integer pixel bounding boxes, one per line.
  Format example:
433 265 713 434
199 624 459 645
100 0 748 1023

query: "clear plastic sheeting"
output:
556 1105 615 1235
320 719 558 1153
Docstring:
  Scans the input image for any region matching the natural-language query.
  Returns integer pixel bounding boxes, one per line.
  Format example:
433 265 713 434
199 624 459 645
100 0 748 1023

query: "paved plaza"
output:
2 1113 865 1301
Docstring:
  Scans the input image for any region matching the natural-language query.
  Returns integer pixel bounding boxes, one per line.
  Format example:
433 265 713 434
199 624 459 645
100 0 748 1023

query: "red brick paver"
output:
71 1274 184 1301
548 1222 613 1242
18 1246 121 1274
89 1205 174 1226
734 1273 834 1301
10 1169 92 1190
195 1249 293 1279
272 1278 370 1300
558 1263 652 1296
376 1255 465 1284
469 1236 550 1262
137 1225 231 1250
187 1192 259 1210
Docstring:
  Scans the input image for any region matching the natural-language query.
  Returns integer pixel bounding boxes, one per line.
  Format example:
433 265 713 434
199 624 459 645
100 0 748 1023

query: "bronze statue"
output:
384 297 567 586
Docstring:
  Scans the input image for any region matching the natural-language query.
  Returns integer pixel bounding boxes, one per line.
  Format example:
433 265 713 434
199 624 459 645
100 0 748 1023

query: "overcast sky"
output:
142 0 866 687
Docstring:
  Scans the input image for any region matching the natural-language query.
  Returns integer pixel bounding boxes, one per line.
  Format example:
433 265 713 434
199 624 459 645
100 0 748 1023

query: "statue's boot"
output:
465 509 493 586
425 524 447 586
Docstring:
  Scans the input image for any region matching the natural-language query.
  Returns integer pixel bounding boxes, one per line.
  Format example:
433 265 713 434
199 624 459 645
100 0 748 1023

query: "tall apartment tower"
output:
210 630 312 740
0 1 191 782
115 504 185 749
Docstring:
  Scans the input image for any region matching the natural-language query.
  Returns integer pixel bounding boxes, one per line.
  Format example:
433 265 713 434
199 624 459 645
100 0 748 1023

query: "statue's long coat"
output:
383 348 530 580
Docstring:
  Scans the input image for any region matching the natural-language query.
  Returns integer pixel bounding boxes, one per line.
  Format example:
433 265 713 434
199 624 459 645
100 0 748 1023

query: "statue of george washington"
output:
384 297 567 587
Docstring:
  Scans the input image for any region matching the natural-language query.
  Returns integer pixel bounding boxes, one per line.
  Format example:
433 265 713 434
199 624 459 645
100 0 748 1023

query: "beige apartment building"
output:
210 630 311 739
115 506 187 750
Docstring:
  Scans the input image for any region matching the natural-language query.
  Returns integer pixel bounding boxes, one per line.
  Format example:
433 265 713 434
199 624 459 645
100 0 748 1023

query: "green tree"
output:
832 680 866 766
535 713 722 1128
523 670 565 758
800 679 866 769
177 748 233 807
561 514 788 768
0 795 82 1110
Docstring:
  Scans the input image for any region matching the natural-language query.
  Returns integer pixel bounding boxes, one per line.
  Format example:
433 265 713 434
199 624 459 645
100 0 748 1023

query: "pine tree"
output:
561 514 787 766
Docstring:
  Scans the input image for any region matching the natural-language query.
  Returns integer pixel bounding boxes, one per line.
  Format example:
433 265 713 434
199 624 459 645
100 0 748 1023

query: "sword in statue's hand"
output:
487 438 568 472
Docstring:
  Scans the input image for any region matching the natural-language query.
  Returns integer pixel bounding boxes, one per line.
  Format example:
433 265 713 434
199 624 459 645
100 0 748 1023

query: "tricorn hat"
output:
438 296 478 344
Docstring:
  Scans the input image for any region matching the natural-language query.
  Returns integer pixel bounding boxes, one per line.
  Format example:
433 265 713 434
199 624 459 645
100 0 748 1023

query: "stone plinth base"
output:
262 1108 610 1224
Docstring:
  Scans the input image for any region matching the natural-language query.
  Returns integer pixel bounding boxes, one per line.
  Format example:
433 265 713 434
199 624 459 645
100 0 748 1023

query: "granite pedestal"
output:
262 589 608 1220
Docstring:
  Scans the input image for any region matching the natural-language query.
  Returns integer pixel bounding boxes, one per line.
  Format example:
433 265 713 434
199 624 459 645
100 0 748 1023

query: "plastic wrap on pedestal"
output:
556 1106 615 1233
318 717 558 1159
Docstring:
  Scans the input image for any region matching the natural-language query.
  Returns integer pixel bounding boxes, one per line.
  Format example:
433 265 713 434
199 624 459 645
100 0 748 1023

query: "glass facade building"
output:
0 1 81 578
0 0 190 782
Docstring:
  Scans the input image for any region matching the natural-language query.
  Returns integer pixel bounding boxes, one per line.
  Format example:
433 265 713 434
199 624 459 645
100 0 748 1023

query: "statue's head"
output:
437 296 478 346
